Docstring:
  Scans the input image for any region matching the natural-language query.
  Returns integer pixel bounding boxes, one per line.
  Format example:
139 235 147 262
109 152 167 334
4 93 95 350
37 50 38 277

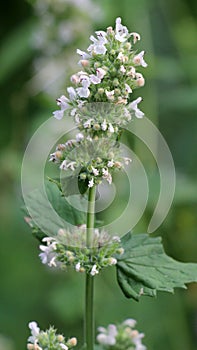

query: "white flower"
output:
102 168 112 184
39 240 57 267
129 97 144 118
80 75 91 88
76 75 91 98
107 160 114 167
125 83 132 94
48 256 57 267
90 264 99 276
75 262 81 272
127 66 136 78
67 87 76 100
53 95 70 120
76 49 91 60
96 68 106 79
56 95 69 110
124 157 132 165
83 119 93 128
67 161 76 171
123 107 132 120
76 86 90 98
133 51 148 67
28 321 40 344
97 324 117 346
108 123 114 133
92 167 99 176
95 31 108 41
112 235 121 242
60 344 68 350
90 67 106 85
87 32 108 55
88 178 94 188
130 32 141 44
76 133 84 142
123 318 137 328
60 160 67 170
105 90 114 101
115 17 129 42
53 110 64 120
117 52 128 63
90 74 101 84
131 330 146 350
120 65 126 74
101 119 107 131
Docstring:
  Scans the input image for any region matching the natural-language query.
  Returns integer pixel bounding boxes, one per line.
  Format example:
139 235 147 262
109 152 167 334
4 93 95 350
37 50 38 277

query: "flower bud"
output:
113 78 119 86
114 161 122 168
68 255 75 263
94 62 101 68
57 144 66 151
98 88 104 94
108 257 117 265
66 250 74 257
27 344 34 350
93 123 101 130
116 247 124 255
57 335 65 342
70 74 80 84
96 157 102 164
107 26 114 34
136 73 145 87
79 172 87 180
80 60 89 67
58 228 66 236
114 88 121 95
67 337 77 347
110 49 116 55
124 42 131 50
55 151 63 159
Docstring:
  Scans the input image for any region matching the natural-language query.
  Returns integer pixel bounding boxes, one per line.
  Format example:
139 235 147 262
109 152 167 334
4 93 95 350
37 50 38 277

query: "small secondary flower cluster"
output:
39 225 124 276
53 17 147 123
49 138 131 188
27 321 77 350
97 319 146 350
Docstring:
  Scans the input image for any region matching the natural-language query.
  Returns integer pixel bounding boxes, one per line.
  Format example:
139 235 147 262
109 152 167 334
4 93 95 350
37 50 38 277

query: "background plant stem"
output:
85 186 96 350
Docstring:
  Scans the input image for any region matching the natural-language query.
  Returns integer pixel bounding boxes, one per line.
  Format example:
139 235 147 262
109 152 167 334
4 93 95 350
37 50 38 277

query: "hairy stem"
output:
85 186 96 350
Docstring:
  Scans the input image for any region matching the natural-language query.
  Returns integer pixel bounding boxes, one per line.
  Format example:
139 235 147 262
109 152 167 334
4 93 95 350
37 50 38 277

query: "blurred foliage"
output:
0 0 197 349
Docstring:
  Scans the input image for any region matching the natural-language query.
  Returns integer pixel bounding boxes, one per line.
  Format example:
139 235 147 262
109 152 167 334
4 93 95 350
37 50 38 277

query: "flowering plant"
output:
24 17 197 350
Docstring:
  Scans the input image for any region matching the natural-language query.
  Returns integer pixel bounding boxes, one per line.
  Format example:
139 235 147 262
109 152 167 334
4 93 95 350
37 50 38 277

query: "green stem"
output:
85 186 96 350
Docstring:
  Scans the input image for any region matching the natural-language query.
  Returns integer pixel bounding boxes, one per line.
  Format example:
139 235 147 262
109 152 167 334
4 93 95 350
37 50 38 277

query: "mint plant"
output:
24 17 197 350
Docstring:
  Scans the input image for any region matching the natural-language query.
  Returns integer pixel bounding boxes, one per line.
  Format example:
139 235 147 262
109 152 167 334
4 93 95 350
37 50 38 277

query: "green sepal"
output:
116 232 197 301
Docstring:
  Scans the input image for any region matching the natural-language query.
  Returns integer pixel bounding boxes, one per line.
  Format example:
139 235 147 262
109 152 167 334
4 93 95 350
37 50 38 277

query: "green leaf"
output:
23 181 86 238
116 232 197 301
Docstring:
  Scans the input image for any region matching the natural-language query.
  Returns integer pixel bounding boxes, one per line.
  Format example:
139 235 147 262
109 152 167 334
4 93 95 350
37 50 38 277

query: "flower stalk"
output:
85 185 96 350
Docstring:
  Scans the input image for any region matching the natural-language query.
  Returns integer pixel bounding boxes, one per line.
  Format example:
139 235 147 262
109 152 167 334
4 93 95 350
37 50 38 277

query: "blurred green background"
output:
0 0 197 349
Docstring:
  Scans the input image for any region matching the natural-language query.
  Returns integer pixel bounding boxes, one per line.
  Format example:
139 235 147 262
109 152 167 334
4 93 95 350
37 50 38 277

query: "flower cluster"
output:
39 225 124 276
49 136 131 188
27 321 77 350
50 17 146 189
97 319 146 350
53 17 147 123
